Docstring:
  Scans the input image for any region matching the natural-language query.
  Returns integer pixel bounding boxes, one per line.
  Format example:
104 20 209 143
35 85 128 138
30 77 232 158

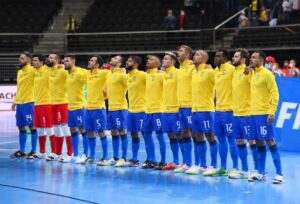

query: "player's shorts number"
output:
226 123 233 132
96 119 101 128
26 114 32 122
187 116 192 125
156 118 161 127
203 120 210 129
260 126 267 136
116 118 121 126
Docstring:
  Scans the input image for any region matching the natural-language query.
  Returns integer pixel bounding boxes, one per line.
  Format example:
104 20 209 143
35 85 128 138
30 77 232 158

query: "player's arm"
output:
266 73 279 123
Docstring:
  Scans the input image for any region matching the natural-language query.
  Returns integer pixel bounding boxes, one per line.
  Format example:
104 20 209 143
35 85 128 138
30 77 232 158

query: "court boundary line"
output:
0 183 100 204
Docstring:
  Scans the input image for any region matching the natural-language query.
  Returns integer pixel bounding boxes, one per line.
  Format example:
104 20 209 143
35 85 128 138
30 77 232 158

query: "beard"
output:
18 62 27 68
125 64 133 71
46 60 54 67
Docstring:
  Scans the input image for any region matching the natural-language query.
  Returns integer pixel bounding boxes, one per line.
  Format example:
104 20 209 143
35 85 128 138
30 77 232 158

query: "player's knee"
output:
30 129 37 134
131 132 139 138
45 128 54 137
98 131 106 138
206 133 216 142
266 139 276 146
37 128 46 136
54 125 63 137
61 124 71 136
237 139 246 145
119 129 126 135
248 139 256 145
256 140 266 146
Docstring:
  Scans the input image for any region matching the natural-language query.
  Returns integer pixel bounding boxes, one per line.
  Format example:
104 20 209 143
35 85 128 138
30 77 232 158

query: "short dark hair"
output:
235 48 249 60
180 45 193 59
21 51 32 59
64 54 76 60
253 50 266 63
129 56 142 67
217 49 230 60
165 51 177 62
32 54 45 63
93 55 104 67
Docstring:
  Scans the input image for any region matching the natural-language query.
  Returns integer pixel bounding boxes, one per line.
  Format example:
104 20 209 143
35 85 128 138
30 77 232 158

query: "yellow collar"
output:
236 64 246 71
22 64 31 71
129 68 138 75
166 66 175 73
147 68 158 74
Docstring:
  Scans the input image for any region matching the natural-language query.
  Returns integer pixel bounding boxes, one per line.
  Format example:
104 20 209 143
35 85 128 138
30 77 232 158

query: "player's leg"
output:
115 110 128 167
225 112 238 170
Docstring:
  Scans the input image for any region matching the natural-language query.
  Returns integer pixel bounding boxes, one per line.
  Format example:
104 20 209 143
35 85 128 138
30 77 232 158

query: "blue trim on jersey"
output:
142 113 163 132
250 115 274 140
214 111 234 138
127 112 145 132
85 109 107 132
179 108 192 129
16 102 34 127
162 113 181 134
108 110 128 130
68 109 86 128
192 112 214 134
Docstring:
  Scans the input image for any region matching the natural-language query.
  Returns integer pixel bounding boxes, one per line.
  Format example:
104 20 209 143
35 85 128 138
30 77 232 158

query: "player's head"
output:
19 51 32 67
64 54 76 69
146 55 161 69
162 52 176 68
47 53 60 67
177 45 192 63
193 49 208 66
109 55 124 68
214 49 229 67
88 55 103 70
250 51 266 68
232 48 249 66
126 56 142 71
32 54 45 69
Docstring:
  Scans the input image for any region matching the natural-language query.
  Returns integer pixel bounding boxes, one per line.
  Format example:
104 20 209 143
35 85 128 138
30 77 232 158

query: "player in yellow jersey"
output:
174 45 193 172
205 49 238 176
247 51 284 184
64 55 89 163
122 56 146 167
160 52 180 171
187 50 219 175
228 48 258 179
142 55 165 169
10 52 38 158
47 54 73 162
76 56 111 165
102 55 128 167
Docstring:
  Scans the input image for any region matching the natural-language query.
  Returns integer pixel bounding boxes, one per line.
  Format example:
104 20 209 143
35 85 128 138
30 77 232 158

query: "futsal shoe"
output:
45 153 58 161
185 165 201 175
115 159 126 167
141 160 156 169
174 163 189 173
75 154 88 164
154 162 167 170
9 150 26 158
162 162 177 170
98 158 117 166
272 174 285 184
26 151 39 159
60 155 72 163
228 169 248 179
124 159 140 167
248 170 267 182
203 167 228 176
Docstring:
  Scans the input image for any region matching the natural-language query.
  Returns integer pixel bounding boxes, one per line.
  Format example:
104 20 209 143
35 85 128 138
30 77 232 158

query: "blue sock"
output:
257 146 267 174
218 136 228 169
184 137 192 166
170 138 179 164
228 136 238 169
142 133 150 161
101 136 108 160
112 135 120 160
209 140 218 168
144 133 156 162
156 132 166 163
132 137 140 161
192 137 199 165
238 144 248 172
120 134 128 160
88 137 96 159
82 132 89 156
30 129 38 153
71 132 79 157
269 144 283 176
197 141 207 168
179 139 186 164
250 144 258 170
19 130 27 153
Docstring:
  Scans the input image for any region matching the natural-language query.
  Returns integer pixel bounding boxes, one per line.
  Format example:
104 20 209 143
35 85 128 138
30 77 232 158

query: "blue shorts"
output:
85 109 107 132
179 108 192 129
127 112 145 132
250 115 274 140
108 110 128 130
68 109 86 129
192 112 214 134
16 102 34 127
162 113 181 134
142 113 163 133
214 111 234 138
233 116 252 140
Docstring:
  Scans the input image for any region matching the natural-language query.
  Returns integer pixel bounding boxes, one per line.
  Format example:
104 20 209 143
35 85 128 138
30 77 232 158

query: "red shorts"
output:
34 105 53 128
52 104 68 125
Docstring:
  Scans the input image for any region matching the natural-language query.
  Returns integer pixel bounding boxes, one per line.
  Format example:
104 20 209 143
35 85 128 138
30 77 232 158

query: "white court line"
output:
0 141 18 145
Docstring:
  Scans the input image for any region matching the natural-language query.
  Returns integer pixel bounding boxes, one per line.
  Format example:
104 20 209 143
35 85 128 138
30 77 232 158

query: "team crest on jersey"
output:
200 72 204 77
113 75 117 79
70 74 74 79
169 73 173 79
256 75 260 80
239 73 243 79
39 72 43 76
152 76 155 81
133 76 137 81
223 70 227 75
185 67 189 72
53 71 58 76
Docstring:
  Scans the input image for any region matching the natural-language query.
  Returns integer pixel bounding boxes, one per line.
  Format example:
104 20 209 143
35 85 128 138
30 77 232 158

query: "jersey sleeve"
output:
266 73 279 115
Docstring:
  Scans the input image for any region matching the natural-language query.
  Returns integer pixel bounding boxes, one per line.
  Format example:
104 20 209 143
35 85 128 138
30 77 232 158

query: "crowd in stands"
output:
265 56 300 77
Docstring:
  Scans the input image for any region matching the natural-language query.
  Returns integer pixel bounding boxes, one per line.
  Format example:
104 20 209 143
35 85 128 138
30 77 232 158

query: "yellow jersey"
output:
251 66 279 115
34 65 51 106
67 67 88 111
127 69 146 113
107 68 128 111
192 64 215 112
232 64 252 116
215 62 235 111
49 65 68 105
145 68 164 114
86 69 111 110
14 64 35 104
163 66 179 113
178 60 194 108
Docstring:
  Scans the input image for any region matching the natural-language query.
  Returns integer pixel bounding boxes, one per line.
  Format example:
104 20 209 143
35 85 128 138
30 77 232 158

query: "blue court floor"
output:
0 133 299 204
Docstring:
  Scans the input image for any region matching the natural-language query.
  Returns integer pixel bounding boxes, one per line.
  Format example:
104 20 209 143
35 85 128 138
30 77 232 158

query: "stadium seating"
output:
0 0 62 53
